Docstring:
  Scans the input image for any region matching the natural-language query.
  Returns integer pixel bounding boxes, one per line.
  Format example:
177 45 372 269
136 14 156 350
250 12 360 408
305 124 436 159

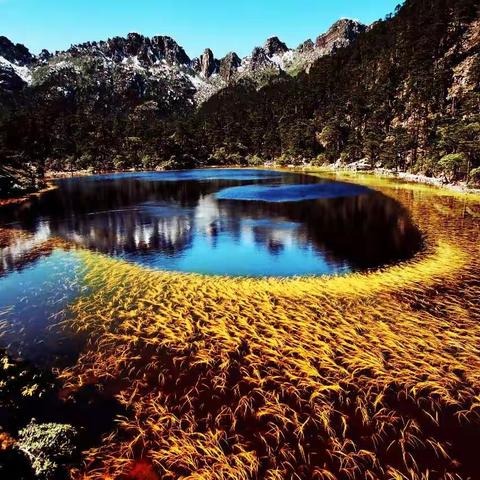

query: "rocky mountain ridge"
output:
0 19 366 104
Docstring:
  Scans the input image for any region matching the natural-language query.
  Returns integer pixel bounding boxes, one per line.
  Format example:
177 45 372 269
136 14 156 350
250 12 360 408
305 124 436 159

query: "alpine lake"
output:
0 168 422 364
1 168 480 480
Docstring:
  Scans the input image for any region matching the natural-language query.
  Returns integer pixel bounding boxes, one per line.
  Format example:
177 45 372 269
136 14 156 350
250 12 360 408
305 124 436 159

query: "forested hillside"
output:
194 0 479 177
0 0 479 197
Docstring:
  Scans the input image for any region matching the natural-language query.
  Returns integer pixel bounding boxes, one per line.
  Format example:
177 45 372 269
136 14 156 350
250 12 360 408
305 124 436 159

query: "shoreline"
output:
300 165 480 196
0 182 58 208
373 169 480 194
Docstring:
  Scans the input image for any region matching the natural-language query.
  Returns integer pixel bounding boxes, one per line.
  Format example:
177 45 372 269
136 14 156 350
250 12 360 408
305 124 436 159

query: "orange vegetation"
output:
54 173 480 479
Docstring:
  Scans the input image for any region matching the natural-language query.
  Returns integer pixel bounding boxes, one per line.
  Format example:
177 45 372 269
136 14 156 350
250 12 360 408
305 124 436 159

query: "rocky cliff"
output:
0 18 366 105
0 36 33 91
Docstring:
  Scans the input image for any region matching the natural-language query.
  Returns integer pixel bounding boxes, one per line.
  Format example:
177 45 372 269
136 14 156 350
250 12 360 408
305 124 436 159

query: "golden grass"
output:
55 174 480 480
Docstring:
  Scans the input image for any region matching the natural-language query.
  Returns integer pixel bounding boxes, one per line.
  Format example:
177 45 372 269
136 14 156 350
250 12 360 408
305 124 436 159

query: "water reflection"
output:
0 169 422 277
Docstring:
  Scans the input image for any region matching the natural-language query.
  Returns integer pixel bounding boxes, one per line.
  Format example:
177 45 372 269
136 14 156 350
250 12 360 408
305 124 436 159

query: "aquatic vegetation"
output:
17 420 78 478
51 175 480 478
0 350 57 429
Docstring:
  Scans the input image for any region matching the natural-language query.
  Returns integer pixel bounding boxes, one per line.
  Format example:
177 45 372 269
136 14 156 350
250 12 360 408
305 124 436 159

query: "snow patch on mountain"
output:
0 56 31 84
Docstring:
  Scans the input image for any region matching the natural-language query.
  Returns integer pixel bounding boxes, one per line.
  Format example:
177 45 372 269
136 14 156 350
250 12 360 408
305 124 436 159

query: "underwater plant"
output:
17 420 78 478
53 174 480 479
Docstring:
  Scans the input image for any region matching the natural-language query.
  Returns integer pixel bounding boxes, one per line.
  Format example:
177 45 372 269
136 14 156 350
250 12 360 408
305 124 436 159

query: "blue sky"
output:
1 0 402 58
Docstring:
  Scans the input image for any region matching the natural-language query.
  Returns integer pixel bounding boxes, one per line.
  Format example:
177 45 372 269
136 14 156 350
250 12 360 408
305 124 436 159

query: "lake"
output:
0 168 422 363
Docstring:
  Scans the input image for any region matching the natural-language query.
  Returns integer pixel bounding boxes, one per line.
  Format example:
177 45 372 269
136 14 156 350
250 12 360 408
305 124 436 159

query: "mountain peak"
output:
219 52 241 81
316 18 367 49
263 37 289 56
0 36 33 66
297 39 315 53
0 16 369 103
66 33 191 66
199 48 219 78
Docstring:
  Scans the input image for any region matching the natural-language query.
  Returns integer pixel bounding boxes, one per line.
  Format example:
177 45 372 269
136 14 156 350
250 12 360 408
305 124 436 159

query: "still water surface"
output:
0 169 422 362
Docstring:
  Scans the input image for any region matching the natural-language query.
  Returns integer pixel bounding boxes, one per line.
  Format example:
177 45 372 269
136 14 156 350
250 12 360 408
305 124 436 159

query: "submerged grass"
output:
54 174 480 480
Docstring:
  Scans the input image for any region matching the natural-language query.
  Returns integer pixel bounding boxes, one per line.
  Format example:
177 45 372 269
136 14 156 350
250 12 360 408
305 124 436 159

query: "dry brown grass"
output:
56 174 480 480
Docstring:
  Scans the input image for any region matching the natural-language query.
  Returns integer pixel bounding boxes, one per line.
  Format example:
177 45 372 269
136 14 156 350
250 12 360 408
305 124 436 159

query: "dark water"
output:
0 169 422 362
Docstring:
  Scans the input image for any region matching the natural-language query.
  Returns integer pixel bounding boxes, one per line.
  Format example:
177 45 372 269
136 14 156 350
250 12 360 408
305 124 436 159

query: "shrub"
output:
141 154 156 170
437 153 468 182
112 155 128 170
245 154 264 166
77 153 94 170
468 166 480 185
17 420 78 479
311 153 329 167
208 147 228 165
412 156 437 176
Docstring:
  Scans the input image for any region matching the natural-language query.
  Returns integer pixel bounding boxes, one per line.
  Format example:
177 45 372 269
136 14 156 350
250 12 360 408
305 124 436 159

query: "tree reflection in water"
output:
0 169 422 277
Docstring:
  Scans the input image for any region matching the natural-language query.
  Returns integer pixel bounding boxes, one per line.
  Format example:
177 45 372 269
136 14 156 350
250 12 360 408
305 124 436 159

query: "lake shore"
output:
298 165 480 195
0 183 58 208
45 165 480 195
1 168 479 479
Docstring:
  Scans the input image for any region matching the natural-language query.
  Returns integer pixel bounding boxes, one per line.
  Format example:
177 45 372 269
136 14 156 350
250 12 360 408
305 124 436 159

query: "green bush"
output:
141 154 157 170
412 156 436 176
112 155 128 170
77 153 94 170
437 153 468 182
245 154 264 166
311 153 329 167
468 166 480 185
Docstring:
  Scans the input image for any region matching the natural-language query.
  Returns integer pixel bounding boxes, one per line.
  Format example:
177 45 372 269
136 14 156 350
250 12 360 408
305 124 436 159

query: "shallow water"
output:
56 175 480 480
0 168 421 362
1 170 479 479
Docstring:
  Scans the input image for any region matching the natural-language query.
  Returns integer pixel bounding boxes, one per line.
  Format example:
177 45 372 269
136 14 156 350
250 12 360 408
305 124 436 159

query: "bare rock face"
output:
199 48 219 78
249 47 279 71
0 17 368 103
219 52 241 81
155 36 191 65
263 37 289 56
38 49 52 63
297 39 315 53
66 33 191 66
0 36 32 91
0 64 25 91
315 19 367 52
